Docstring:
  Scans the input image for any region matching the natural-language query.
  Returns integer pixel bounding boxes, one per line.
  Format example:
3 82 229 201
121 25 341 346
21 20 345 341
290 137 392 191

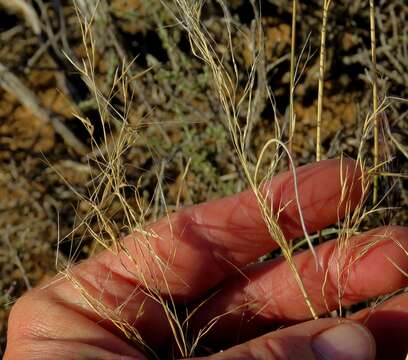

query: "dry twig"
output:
0 0 41 35
0 62 89 155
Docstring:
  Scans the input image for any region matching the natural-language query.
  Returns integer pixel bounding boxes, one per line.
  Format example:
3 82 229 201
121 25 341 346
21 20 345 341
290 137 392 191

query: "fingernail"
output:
312 323 375 360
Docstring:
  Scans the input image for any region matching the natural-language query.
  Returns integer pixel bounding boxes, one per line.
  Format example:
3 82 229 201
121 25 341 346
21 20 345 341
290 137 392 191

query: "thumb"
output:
195 319 376 360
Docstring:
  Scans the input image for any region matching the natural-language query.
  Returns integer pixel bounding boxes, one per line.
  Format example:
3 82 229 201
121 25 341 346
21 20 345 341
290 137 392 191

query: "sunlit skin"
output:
4 159 408 359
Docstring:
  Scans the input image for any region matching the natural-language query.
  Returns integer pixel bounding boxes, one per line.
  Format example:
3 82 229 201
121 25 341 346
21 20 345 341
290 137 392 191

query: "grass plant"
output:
1 0 407 357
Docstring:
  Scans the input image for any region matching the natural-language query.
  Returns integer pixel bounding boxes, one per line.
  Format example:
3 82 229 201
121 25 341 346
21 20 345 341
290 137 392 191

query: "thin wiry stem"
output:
316 0 331 162
370 0 379 204
255 139 319 319
289 0 297 158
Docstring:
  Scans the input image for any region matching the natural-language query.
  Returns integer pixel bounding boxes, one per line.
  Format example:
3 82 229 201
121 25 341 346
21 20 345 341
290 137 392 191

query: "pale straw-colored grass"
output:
56 0 408 358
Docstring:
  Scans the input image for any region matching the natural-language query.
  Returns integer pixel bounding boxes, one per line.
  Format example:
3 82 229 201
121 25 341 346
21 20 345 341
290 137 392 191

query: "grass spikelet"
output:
172 0 319 320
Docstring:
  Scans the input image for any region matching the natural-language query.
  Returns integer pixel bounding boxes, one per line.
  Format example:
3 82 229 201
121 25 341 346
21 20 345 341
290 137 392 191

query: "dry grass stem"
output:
288 0 297 157
316 0 331 161
370 0 379 204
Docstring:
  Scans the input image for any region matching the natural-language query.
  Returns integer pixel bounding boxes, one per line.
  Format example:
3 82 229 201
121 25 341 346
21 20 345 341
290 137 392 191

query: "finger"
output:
191 226 408 345
101 158 363 300
192 319 375 360
6 159 362 353
350 293 408 360
55 158 362 343
5 287 148 360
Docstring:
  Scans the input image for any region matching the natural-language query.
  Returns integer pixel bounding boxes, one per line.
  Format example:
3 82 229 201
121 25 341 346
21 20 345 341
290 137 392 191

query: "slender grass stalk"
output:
316 0 331 162
255 139 319 319
316 0 331 245
370 0 379 204
288 0 297 157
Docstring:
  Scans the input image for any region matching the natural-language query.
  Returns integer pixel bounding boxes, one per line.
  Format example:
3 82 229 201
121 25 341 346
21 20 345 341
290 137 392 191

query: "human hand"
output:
5 159 408 359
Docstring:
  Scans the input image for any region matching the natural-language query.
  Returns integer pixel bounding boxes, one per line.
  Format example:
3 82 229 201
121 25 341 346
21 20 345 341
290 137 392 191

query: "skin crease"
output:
4 159 408 359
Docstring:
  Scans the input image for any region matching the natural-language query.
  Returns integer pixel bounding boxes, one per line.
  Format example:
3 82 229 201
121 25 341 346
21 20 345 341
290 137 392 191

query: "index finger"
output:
102 158 363 299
